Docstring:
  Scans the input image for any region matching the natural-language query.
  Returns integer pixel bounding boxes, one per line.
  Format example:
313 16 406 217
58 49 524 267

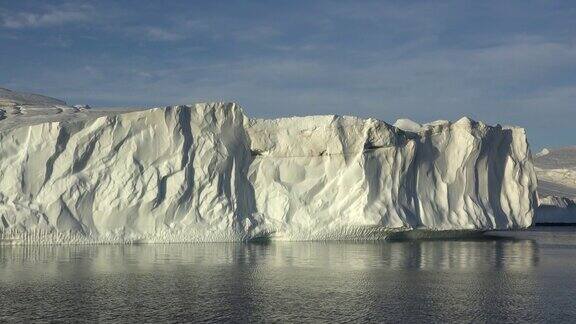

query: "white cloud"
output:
1 4 91 29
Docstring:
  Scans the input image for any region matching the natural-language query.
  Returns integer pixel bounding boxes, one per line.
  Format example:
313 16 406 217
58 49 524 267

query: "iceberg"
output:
0 91 537 243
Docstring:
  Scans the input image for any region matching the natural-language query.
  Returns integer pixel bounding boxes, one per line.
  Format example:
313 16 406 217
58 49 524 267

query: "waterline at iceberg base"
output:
0 103 537 244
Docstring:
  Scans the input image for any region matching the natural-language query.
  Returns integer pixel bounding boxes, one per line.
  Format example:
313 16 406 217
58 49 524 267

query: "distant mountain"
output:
534 146 576 224
534 146 576 199
0 87 66 107
0 87 127 131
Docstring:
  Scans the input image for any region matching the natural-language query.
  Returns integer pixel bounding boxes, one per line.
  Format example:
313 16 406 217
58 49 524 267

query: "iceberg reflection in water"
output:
1 229 576 323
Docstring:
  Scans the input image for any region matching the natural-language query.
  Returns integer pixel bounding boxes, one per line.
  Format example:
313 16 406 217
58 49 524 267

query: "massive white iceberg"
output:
0 90 537 243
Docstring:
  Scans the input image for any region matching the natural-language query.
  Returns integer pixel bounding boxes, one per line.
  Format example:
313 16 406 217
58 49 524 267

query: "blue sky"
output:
1 1 575 149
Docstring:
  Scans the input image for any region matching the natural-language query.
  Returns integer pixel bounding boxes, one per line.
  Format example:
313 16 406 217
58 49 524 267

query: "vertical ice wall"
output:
246 116 536 240
0 104 260 243
408 118 536 230
246 116 418 240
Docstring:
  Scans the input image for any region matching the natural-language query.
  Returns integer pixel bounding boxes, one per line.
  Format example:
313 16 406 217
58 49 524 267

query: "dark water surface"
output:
2 227 576 323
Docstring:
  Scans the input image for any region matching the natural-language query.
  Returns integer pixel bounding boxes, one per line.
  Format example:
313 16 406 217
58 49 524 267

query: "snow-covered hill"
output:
0 87 66 107
0 89 537 243
0 88 144 132
534 147 576 223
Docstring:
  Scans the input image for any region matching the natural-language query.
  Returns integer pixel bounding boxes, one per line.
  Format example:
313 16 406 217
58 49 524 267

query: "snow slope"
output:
0 87 67 106
534 146 576 198
534 147 576 223
0 90 537 243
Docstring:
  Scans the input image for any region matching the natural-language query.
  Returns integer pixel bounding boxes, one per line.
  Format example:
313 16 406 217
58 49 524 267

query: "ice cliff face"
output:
0 100 537 243
0 104 255 243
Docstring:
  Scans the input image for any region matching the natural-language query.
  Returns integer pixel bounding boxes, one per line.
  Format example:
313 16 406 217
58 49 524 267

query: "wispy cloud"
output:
120 19 206 43
1 4 91 29
231 26 280 43
141 27 185 41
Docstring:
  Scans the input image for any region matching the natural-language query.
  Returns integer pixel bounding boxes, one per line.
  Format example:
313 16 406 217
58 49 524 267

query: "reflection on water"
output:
0 237 539 272
1 231 575 323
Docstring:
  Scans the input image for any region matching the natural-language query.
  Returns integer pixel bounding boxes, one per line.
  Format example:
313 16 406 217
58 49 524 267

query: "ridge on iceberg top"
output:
393 118 422 132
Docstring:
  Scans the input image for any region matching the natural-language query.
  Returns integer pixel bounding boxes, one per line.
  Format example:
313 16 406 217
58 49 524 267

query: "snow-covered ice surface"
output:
393 118 422 133
0 89 537 244
534 147 576 223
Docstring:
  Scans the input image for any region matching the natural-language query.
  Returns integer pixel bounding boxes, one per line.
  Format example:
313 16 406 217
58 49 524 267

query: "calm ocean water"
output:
1 227 576 323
